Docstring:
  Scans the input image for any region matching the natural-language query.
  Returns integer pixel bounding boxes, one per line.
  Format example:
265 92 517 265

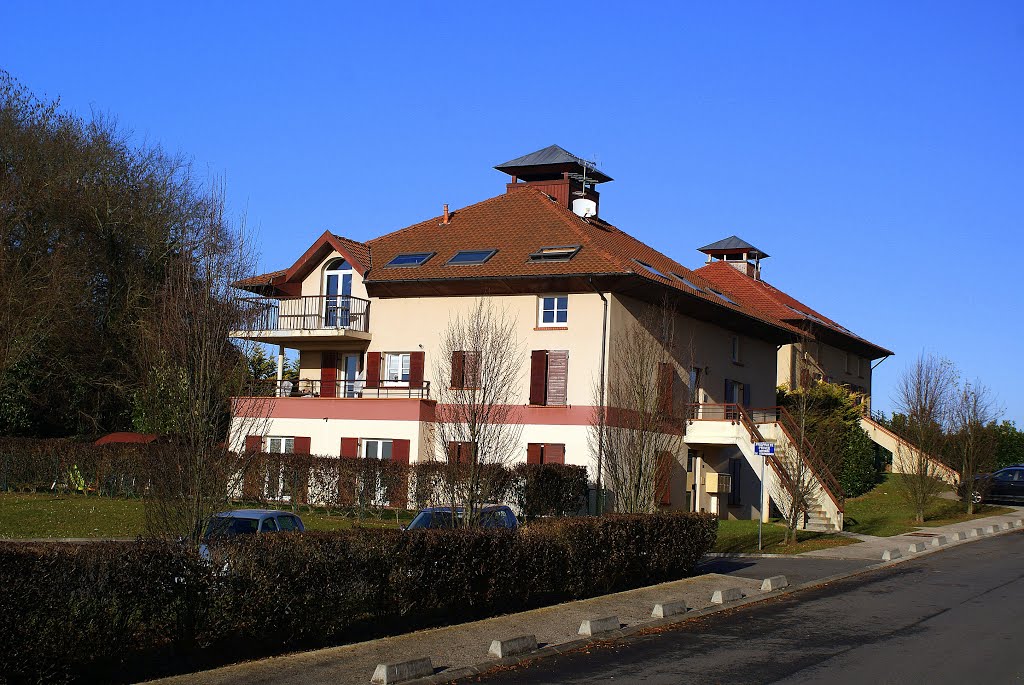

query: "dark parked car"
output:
963 465 1024 504
404 505 518 530
199 509 305 561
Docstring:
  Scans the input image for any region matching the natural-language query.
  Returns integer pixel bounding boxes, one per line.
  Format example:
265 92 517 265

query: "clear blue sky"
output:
3 1 1022 421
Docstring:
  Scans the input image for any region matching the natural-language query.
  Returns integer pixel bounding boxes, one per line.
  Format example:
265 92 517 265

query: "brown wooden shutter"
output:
529 350 548 405
293 437 311 454
340 437 359 458
657 452 672 506
527 443 542 465
366 352 382 387
244 435 263 455
242 435 264 499
464 351 481 388
409 351 425 388
546 351 568 406
389 439 411 508
447 441 459 463
545 443 565 465
392 439 410 464
657 362 674 416
321 352 338 398
451 351 465 388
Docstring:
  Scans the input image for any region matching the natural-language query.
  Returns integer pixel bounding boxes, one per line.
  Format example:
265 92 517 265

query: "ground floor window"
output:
362 439 393 460
267 437 294 454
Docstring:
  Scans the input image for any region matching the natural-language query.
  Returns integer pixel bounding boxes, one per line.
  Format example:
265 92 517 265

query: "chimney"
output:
442 204 450 225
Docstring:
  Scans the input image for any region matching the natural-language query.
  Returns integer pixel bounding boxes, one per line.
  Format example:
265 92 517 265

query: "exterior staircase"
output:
859 414 959 485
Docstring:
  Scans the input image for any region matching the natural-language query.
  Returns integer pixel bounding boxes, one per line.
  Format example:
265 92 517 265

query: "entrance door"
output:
342 353 360 398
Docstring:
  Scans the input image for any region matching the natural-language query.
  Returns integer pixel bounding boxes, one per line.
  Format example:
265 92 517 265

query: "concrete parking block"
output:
579 616 620 636
760 576 789 592
1016 519 1023 527
931 535 948 547
370 658 433 685
949 531 967 541
907 542 927 553
488 635 537 659
970 528 985 537
711 588 743 604
984 525 1000 534
651 600 688 618
882 548 902 561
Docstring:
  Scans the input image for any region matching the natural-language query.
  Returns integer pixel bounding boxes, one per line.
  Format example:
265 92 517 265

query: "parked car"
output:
404 505 518 530
961 465 1024 504
199 509 305 560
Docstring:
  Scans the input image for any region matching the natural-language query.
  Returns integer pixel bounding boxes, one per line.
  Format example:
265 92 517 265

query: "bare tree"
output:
432 299 524 525
591 301 684 514
952 380 1001 514
136 182 272 542
892 353 958 523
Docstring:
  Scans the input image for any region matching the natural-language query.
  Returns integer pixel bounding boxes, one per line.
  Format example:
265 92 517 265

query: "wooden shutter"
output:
244 435 263 455
657 362 674 416
389 439 411 508
729 458 741 506
340 437 359 458
464 351 481 388
546 350 568 406
392 439 411 465
657 452 672 506
529 350 548 405
527 443 542 465
366 352 381 387
321 352 338 398
545 443 565 465
242 435 263 499
293 437 311 454
409 351 425 388
447 441 459 463
451 351 465 388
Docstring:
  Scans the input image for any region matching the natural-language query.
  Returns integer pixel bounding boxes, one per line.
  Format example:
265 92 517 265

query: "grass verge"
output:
714 519 859 555
844 474 1015 537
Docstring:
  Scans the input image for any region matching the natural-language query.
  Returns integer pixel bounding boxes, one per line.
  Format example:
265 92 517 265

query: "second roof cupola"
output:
495 144 612 218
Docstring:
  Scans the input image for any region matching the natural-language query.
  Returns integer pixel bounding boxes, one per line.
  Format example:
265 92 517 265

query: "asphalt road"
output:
460 531 1024 684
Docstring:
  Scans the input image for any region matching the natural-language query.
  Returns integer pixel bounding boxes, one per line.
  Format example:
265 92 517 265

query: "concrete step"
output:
804 523 838 532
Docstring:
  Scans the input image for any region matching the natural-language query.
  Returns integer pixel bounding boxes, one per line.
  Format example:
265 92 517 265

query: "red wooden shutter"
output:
527 443 542 465
447 441 459 463
451 351 465 389
409 351 425 388
392 439 411 464
293 437 311 454
340 437 359 458
366 352 382 387
244 435 263 455
546 351 568 406
657 362 674 416
321 352 338 398
529 350 548 405
241 435 263 499
465 351 481 387
657 452 672 505
389 439 411 508
545 444 565 465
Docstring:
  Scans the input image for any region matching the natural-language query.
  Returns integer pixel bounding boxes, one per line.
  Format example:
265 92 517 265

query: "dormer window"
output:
385 252 434 268
528 245 581 262
447 249 497 265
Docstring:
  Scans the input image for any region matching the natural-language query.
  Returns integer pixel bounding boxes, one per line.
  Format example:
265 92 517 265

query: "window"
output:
530 350 568 406
634 259 669 279
260 518 279 532
707 288 737 305
362 439 393 460
994 469 1017 482
451 350 481 389
447 441 476 464
267 437 294 454
845 353 853 375
731 336 741 363
672 273 702 292
277 515 300 532
385 252 434 268
529 245 581 262
527 443 566 465
324 259 353 327
538 295 569 327
446 249 497 265
384 353 411 383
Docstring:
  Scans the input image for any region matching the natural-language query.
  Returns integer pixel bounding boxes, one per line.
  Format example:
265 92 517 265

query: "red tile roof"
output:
694 260 893 358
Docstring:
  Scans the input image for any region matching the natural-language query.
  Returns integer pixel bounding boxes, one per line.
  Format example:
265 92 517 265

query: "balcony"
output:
244 378 431 400
231 295 371 344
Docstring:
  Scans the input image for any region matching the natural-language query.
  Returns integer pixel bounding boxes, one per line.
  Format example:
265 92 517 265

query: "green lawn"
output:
714 519 859 555
0 492 413 539
843 475 1015 537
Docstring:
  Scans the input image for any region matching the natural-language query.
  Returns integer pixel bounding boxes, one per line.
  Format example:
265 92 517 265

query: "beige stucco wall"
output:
299 249 369 299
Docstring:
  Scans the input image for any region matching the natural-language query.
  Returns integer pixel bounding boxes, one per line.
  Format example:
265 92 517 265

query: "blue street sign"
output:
754 442 775 456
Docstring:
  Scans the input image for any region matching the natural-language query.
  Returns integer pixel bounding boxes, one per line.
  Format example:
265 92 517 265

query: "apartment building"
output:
229 146 881 528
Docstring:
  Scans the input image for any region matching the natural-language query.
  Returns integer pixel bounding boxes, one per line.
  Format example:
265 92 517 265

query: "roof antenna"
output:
570 153 600 218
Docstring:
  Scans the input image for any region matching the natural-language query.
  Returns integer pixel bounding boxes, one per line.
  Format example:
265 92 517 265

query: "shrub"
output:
0 512 716 683
511 463 589 520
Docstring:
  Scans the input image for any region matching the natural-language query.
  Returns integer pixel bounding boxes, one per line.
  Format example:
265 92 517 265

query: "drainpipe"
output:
588 278 609 515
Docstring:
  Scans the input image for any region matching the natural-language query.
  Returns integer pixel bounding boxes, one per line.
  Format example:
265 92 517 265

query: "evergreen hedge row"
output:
0 512 716 684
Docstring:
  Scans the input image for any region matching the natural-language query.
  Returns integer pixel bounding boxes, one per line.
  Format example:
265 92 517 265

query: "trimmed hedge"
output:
0 512 717 683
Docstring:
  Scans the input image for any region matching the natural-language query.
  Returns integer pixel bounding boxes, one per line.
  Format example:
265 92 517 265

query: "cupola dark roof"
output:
698 235 769 259
494 144 613 183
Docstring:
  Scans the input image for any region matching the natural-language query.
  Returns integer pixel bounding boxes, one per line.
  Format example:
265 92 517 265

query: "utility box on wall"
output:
704 473 733 494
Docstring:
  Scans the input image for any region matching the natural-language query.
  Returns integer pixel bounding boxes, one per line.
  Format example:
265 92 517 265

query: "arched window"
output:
323 258 353 327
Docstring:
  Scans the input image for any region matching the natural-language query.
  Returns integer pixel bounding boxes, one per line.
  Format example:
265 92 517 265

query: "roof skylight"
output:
706 288 737 305
784 304 826 325
385 252 434 268
528 245 581 262
634 259 669 279
447 249 497 265
672 273 702 291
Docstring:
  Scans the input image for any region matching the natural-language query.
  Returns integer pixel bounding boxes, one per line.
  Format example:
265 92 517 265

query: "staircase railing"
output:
752 405 844 509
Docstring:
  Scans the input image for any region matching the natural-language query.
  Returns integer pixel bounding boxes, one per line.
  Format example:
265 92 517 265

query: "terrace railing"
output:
244 378 430 399
237 295 370 333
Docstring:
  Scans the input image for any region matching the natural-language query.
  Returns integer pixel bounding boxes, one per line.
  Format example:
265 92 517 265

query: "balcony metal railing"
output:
237 295 370 333
245 378 430 399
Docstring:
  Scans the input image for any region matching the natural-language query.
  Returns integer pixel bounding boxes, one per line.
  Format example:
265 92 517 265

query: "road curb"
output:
402 520 1022 685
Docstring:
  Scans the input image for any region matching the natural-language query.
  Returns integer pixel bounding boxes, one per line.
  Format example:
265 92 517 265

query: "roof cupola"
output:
495 144 611 218
698 236 769 280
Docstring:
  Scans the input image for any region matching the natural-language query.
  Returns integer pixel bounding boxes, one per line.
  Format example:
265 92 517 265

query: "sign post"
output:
753 442 775 551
